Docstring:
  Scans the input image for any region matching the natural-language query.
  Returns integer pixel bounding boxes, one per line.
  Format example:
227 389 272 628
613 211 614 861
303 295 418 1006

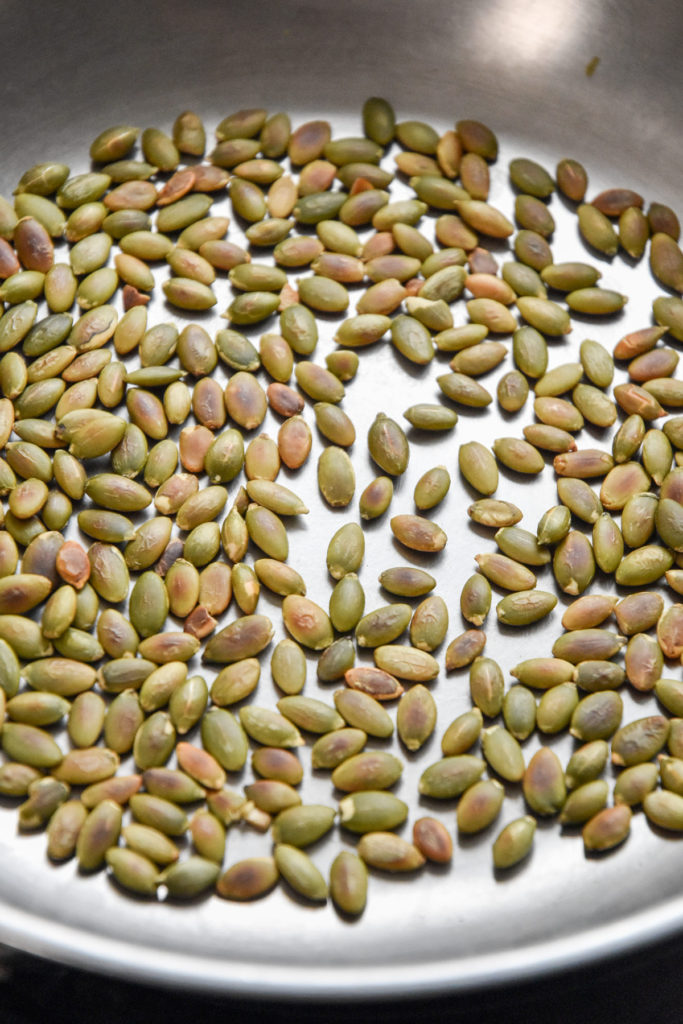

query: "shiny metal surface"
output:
0 0 682 998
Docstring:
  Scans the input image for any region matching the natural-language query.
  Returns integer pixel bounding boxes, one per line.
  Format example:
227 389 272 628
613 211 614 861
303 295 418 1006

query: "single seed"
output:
457 779 505 834
492 816 536 869
582 805 632 852
469 657 504 717
216 857 279 902
390 515 447 553
459 441 498 496
523 747 566 816
497 590 557 626
475 553 536 592
468 499 522 528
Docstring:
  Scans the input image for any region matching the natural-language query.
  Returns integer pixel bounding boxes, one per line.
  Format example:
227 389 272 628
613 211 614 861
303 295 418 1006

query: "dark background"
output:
1 932 681 1024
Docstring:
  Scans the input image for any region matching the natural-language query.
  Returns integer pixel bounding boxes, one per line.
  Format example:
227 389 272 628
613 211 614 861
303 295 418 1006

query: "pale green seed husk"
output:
239 706 304 748
216 857 279 902
613 763 659 806
333 689 393 738
481 726 525 782
611 715 670 767
329 574 365 634
492 816 536 869
310 727 367 770
468 499 523 528
355 603 412 648
76 800 123 871
559 779 610 826
496 590 557 626
536 682 579 734
274 843 327 900
395 684 437 751
523 747 566 816
459 441 498 495
106 847 159 897
581 804 632 852
475 553 536 592
502 686 536 742
357 831 425 872
469 657 504 717
457 779 505 834
271 804 336 847
439 708 484 756
315 638 354 685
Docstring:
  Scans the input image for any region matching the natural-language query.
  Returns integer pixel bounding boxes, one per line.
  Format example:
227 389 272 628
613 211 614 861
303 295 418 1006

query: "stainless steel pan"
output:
0 0 682 998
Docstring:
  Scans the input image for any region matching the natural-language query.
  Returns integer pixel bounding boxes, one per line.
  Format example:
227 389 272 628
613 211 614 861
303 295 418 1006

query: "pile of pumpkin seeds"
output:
0 97 682 915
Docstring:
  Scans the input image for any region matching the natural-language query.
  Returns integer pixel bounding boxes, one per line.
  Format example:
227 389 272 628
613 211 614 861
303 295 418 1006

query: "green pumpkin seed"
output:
440 709 484 755
359 476 394 519
499 686 535 742
497 590 557 626
329 574 365 634
458 441 498 495
357 832 425 872
613 763 658 807
481 726 525 782
275 843 327 901
271 804 336 848
216 857 279 902
492 816 536 869
445 630 486 671
578 203 619 256
611 715 670 767
333 689 393 738
523 748 566 816
311 727 366 770
76 800 122 871
535 505 571 547
583 805 632 851
469 657 504 717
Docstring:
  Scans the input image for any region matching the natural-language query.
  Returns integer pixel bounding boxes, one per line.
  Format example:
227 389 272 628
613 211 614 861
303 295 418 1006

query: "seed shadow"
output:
644 819 683 842
423 858 452 878
456 821 501 850
580 420 615 444
495 462 545 487
459 476 494 504
400 730 438 762
441 401 492 422
390 538 449 570
497 404 530 426
160 885 223 908
571 230 619 266
417 793 457 815
403 424 455 452
496 615 561 642
569 309 627 328
389 348 435 382
583 838 631 860
363 866 425 888
278 877 330 909
554 192 581 217
106 873 160 903
629 688 662 710
160 300 217 323
332 903 366 925
525 730 570 753
466 519 498 542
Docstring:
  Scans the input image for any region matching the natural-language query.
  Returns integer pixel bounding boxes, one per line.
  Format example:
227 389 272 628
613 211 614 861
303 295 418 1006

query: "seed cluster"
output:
0 99 682 913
